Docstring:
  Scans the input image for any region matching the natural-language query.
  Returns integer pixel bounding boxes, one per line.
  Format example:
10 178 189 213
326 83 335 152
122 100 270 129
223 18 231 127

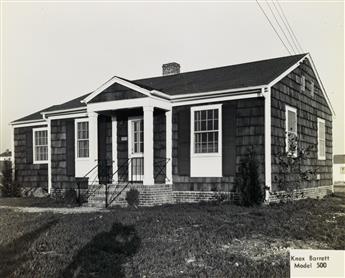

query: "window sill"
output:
33 161 48 164
76 157 91 161
191 153 221 158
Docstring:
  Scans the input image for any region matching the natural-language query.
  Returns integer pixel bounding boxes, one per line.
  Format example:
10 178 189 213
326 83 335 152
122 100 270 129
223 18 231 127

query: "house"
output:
10 53 334 206
333 154 345 186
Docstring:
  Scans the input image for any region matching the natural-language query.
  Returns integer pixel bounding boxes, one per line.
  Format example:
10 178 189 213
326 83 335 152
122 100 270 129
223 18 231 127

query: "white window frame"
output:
301 75 305 92
191 104 222 157
33 127 48 164
190 104 222 177
317 118 326 160
285 105 298 156
75 118 90 160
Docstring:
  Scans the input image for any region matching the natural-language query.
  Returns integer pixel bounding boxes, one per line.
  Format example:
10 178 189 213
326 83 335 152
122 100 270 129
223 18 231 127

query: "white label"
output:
290 249 344 277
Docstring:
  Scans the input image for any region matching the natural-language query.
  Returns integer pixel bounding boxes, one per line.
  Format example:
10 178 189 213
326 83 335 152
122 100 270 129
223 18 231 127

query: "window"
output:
190 104 222 177
301 75 305 92
317 118 326 160
33 128 48 163
131 119 143 154
193 107 220 153
310 81 315 97
76 120 89 158
285 105 297 155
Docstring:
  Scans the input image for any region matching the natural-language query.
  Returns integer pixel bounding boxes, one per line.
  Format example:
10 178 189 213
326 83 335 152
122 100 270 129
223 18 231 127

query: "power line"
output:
271 0 300 54
255 0 291 55
275 0 304 53
265 0 296 54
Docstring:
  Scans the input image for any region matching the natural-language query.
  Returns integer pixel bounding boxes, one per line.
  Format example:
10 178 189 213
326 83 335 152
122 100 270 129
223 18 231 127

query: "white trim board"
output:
11 120 47 127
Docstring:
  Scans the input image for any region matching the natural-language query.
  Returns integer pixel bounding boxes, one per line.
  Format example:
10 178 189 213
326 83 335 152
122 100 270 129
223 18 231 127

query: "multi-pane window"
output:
285 105 297 155
33 128 48 163
301 75 305 92
194 108 219 153
132 119 143 154
318 118 326 160
77 121 89 158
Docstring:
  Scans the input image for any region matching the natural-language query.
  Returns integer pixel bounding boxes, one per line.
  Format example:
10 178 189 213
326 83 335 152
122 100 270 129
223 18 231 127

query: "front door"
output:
128 117 144 181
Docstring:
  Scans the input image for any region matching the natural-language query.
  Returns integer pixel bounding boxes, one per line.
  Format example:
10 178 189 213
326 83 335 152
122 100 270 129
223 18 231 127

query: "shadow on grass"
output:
62 222 141 278
0 218 59 277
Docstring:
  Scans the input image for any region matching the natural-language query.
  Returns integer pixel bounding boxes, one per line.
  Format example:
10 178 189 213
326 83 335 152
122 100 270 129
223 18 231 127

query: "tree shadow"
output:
0 218 59 277
62 222 141 278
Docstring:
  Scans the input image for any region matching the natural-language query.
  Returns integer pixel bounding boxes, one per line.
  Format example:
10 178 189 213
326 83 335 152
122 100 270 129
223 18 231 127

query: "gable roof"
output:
14 53 333 123
133 54 307 96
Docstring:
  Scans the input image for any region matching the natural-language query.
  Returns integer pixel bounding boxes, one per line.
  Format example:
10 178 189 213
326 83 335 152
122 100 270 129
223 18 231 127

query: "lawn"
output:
0 194 344 278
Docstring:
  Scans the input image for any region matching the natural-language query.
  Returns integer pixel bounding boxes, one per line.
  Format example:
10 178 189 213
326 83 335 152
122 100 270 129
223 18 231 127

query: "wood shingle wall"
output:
14 126 48 190
271 58 333 191
172 98 265 192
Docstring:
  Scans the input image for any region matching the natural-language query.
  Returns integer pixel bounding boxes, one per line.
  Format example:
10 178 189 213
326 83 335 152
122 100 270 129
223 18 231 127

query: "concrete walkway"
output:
0 205 109 214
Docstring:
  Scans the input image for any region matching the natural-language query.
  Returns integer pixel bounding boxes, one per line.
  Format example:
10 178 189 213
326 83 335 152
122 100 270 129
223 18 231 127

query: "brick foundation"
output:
269 185 332 203
173 191 239 204
51 184 332 207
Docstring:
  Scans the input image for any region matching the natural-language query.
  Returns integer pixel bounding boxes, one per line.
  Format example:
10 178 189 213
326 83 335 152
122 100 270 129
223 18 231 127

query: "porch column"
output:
111 115 118 182
143 106 154 185
165 110 172 184
88 111 98 180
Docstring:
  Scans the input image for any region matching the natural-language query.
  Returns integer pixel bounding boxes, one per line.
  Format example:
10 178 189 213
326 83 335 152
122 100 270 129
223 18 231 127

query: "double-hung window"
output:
33 128 48 163
317 118 326 160
76 120 89 158
193 107 220 154
190 104 222 177
285 105 297 155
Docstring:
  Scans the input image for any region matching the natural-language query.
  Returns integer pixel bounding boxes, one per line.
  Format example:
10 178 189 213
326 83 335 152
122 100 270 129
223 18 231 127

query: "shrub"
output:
0 161 21 197
235 148 264 206
125 188 140 208
274 134 316 202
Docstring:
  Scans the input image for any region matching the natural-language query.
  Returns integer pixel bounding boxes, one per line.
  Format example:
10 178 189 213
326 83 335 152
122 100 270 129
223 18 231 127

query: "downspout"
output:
264 86 272 203
42 114 52 194
10 125 15 181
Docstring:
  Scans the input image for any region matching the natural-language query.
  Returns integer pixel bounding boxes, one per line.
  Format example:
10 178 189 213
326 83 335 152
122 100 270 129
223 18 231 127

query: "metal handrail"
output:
154 157 170 182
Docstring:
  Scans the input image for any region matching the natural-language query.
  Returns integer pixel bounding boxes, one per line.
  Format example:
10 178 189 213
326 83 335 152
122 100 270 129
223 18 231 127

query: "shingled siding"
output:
51 119 77 192
271 59 333 192
98 115 113 182
154 110 166 183
172 98 265 192
14 126 48 189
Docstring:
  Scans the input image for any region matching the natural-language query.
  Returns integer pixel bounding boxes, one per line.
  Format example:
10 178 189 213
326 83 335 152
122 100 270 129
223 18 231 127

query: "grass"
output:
0 194 344 278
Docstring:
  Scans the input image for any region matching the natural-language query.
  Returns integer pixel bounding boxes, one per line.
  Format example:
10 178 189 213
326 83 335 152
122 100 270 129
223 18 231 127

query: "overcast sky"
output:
1 1 344 154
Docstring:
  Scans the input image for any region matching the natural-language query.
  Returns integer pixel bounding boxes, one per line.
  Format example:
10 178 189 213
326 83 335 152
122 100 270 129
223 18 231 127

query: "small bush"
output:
125 188 139 208
235 148 264 206
0 161 21 197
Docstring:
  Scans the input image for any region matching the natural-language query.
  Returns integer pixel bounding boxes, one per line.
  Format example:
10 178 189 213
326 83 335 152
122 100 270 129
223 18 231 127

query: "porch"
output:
74 100 173 206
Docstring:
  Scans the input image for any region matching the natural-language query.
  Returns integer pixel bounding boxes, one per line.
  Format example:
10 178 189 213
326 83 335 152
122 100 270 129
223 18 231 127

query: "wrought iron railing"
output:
76 157 171 207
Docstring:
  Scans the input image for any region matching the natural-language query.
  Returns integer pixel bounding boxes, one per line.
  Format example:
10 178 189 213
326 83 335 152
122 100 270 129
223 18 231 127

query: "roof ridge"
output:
133 53 308 82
